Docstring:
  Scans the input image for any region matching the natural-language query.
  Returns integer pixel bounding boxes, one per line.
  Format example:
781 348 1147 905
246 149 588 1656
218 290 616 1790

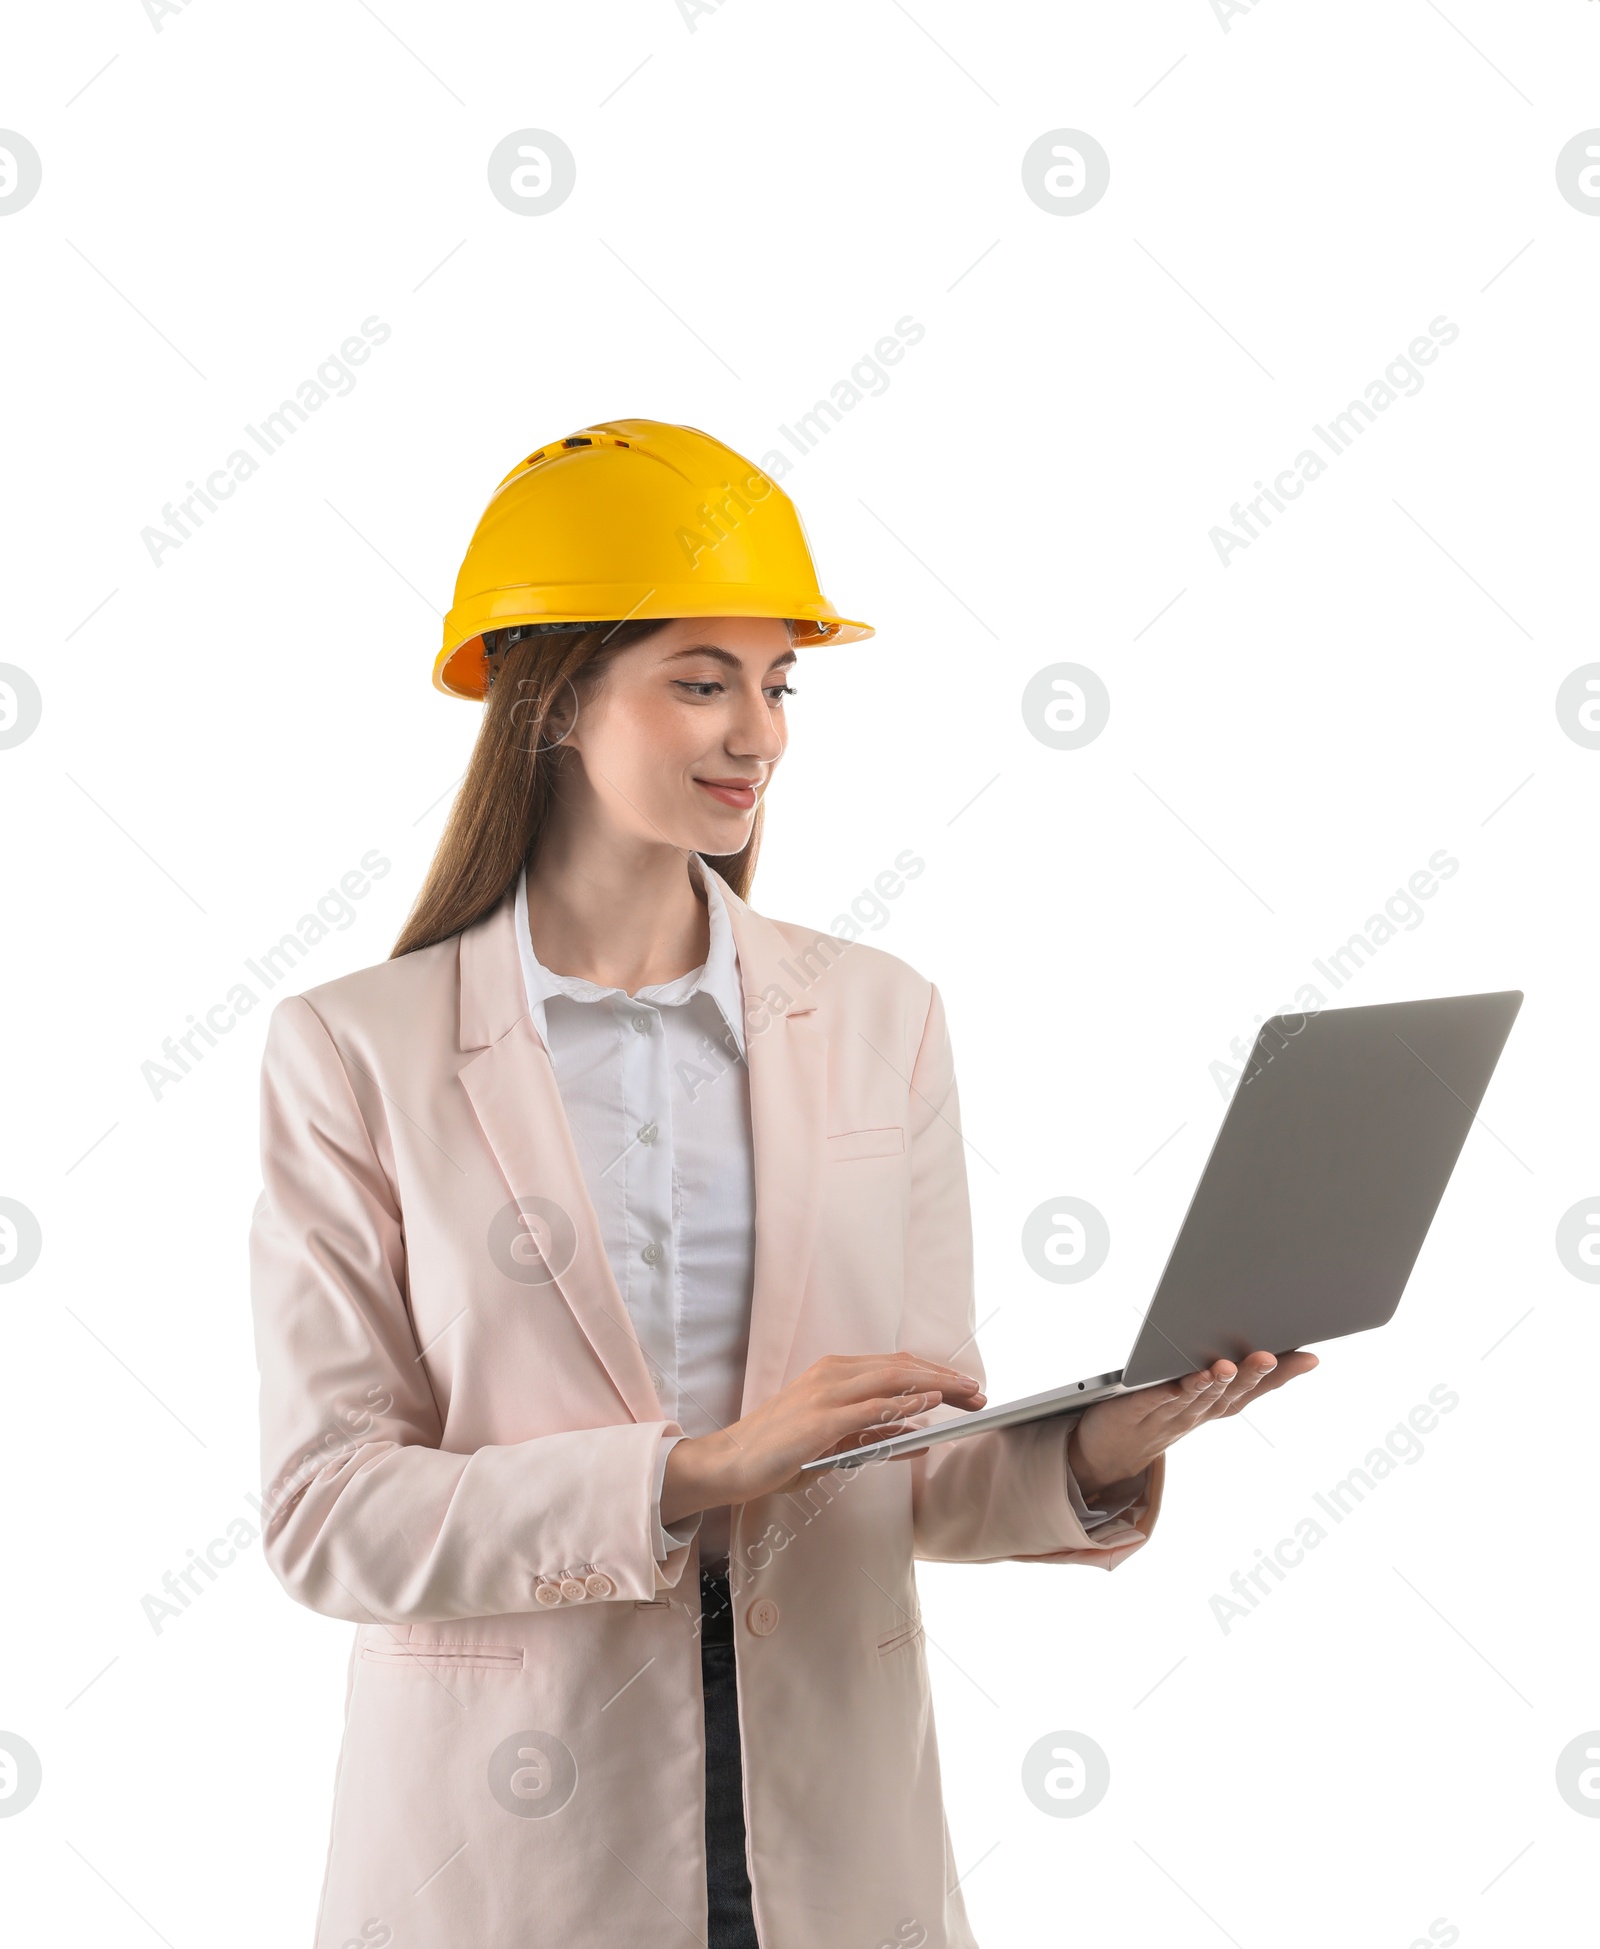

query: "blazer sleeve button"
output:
745 1598 780 1637
534 1582 563 1607
584 1573 615 1598
559 1577 587 1603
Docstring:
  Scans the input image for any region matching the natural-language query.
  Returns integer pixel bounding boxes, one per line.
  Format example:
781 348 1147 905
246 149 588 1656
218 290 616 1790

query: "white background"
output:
2 2 1597 1944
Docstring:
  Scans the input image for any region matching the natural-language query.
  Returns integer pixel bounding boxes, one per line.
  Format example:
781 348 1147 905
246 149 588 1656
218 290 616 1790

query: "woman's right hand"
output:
660 1353 987 1525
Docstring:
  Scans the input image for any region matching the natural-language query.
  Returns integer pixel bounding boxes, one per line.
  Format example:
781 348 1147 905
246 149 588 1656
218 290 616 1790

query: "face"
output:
557 617 795 857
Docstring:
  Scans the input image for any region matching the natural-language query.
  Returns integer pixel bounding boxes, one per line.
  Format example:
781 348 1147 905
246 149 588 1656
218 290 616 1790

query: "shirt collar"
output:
514 852 747 1060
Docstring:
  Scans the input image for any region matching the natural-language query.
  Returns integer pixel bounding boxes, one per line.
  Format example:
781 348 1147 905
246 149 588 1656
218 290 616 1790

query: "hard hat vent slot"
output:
522 434 626 471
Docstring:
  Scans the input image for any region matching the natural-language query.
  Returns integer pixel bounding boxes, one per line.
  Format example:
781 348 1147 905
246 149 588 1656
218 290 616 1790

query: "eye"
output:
670 679 796 703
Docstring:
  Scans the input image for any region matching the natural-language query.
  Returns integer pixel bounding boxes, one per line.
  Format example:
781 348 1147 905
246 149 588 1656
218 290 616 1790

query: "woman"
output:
249 420 1314 1949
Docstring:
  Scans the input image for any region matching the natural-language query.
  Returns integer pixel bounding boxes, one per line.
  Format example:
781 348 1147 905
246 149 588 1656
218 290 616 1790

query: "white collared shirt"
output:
515 853 751 1566
514 856 1126 1570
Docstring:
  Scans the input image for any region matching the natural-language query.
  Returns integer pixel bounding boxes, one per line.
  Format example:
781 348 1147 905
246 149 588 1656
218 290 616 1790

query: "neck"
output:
525 825 711 994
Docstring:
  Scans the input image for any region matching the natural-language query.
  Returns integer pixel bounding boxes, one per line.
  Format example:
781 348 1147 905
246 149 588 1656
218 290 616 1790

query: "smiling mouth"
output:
695 778 759 810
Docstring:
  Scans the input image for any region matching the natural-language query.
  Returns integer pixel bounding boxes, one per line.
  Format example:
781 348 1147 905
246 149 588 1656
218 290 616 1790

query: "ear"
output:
541 679 583 750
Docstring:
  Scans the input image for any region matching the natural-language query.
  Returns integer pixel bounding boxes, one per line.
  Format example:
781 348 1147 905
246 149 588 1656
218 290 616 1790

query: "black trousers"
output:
700 1569 759 1948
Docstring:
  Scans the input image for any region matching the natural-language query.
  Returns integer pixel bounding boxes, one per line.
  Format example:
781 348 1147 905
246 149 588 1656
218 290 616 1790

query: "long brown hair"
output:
391 622 763 958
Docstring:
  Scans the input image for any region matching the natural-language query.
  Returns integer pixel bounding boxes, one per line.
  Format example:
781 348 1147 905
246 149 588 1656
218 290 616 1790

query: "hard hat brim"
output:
433 586 874 700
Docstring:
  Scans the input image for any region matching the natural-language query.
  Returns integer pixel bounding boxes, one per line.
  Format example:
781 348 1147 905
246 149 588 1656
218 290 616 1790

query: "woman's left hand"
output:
1066 1349 1320 1502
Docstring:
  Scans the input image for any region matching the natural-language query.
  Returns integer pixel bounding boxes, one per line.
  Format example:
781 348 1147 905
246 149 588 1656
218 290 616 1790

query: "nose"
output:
726 685 786 765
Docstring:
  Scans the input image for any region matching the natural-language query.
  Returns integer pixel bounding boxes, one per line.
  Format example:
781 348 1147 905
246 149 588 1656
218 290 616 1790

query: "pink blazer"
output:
248 865 1164 1949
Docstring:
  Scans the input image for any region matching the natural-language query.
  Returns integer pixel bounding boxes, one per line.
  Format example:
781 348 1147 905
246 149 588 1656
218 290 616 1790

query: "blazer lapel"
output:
457 886 664 1425
713 871 832 1419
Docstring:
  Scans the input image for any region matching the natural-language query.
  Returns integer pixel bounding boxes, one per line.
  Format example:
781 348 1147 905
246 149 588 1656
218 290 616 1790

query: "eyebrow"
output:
660 644 798 672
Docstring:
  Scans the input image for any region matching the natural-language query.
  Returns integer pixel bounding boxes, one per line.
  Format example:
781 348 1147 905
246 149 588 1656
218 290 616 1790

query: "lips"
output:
695 778 758 811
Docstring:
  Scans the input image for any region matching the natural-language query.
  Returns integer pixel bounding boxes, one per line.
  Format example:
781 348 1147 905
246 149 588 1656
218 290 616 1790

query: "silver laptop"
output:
801 990 1522 1475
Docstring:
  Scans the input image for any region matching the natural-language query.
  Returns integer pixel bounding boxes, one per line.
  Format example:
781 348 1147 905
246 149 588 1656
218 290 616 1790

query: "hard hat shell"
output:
433 418 873 699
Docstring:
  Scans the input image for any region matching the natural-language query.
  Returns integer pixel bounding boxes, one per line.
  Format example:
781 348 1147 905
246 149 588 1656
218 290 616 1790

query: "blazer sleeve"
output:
248 994 696 1624
900 983 1165 1569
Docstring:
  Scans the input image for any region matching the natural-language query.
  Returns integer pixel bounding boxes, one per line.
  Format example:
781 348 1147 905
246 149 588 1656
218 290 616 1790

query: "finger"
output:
822 1352 972 1379
822 1353 985 1392
890 1357 986 1396
1131 1373 1204 1417
825 1389 944 1446
864 1386 955 1429
1219 1350 1318 1414
841 1390 936 1435
867 1376 987 1411
1184 1374 1238 1425
1149 1363 1235 1420
823 1364 985 1410
1166 1363 1250 1430
1204 1358 1276 1419
1217 1352 1275 1394
1200 1354 1283 1414
1198 1349 1300 1422
827 1420 919 1455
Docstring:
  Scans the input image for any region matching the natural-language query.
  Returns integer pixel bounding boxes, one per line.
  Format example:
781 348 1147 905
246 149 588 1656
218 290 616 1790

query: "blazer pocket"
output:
827 1126 906 1162
877 1617 924 1658
361 1640 525 1673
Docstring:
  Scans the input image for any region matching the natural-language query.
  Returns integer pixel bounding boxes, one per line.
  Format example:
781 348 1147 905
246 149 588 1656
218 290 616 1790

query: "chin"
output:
696 828 752 859
685 816 753 858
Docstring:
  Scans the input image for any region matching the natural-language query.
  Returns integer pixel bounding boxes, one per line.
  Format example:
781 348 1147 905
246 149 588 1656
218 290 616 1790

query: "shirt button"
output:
631 1015 650 1034
641 1242 662 1267
637 1122 658 1145
534 1582 563 1608
746 1598 780 1637
585 1573 614 1599
559 1577 587 1603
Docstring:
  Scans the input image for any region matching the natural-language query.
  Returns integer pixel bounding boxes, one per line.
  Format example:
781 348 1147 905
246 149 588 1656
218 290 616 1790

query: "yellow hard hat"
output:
433 418 874 699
